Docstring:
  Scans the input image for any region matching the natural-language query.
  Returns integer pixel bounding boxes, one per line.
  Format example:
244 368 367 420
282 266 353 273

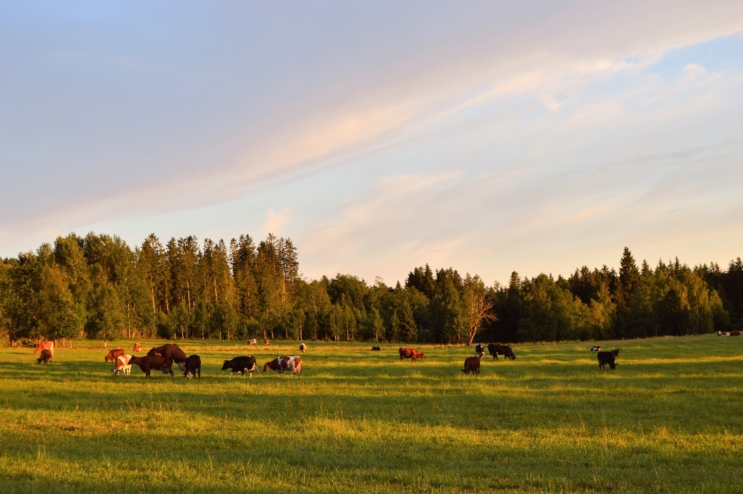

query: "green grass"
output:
1 335 742 493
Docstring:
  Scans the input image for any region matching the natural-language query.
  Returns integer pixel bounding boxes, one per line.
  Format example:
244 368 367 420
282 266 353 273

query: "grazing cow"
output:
105 348 126 363
112 355 132 375
147 344 187 363
264 339 270 346
475 343 484 357
221 356 258 379
597 351 617 370
590 346 601 351
133 342 142 352
371 346 381 351
611 348 622 357
248 339 257 345
37 349 53 364
299 343 307 353
129 355 174 377
34 341 54 356
263 356 302 378
488 343 516 361
183 355 201 379
462 356 480 375
399 347 426 363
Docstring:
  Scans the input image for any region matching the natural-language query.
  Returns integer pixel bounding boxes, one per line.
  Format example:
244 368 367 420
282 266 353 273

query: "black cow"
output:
182 355 201 379
371 346 381 351
222 356 258 379
597 351 617 370
488 343 516 361
475 343 484 357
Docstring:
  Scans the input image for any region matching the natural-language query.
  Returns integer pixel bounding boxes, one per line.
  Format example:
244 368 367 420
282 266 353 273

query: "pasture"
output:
0 335 742 493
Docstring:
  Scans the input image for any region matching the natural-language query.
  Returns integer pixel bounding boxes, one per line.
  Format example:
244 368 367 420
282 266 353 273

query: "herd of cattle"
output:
31 339 626 377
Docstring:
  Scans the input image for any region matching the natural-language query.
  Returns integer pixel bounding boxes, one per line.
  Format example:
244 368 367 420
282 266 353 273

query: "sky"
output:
2 1 743 286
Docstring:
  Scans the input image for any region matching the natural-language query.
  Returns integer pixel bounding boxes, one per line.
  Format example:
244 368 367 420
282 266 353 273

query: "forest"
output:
0 232 741 345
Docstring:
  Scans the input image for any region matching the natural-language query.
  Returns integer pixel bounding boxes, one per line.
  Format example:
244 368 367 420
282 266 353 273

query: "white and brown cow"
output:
263 356 302 378
34 341 54 356
113 354 132 375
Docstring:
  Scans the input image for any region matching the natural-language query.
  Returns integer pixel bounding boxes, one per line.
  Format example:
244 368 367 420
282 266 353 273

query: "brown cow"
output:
263 356 302 378
34 341 54 356
399 347 426 363
37 349 53 364
133 342 142 352
147 344 187 363
462 356 480 375
264 339 270 346
129 355 174 377
105 348 126 363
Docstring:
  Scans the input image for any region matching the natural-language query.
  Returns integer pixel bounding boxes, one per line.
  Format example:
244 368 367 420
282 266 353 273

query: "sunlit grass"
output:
1 335 742 492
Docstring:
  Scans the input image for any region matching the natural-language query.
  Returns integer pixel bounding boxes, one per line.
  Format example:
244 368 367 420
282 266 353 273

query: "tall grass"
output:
1 335 742 493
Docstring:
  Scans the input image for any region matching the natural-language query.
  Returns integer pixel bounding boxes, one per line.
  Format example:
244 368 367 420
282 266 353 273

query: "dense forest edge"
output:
0 232 741 346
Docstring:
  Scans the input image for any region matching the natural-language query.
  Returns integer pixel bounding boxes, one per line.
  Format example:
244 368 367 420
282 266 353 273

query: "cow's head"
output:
185 371 193 379
419 353 427 359
221 360 230 371
263 362 271 372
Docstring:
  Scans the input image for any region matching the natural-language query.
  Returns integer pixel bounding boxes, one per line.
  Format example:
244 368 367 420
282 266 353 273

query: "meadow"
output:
0 335 742 493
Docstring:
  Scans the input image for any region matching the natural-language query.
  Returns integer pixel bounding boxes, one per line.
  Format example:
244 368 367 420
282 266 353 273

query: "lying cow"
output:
475 343 484 357
248 339 257 345
105 348 126 363
148 344 187 363
129 355 174 377
462 356 480 375
37 349 53 364
183 355 201 379
598 351 617 370
399 347 426 363
590 346 601 351
222 356 258 379
488 343 516 361
133 342 142 352
112 355 132 375
731 331 742 336
263 356 302 378
299 343 307 353
371 346 381 351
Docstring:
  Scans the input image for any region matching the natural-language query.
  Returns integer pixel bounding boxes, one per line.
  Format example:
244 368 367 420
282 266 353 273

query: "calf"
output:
590 345 601 351
462 356 480 375
371 346 381 351
399 347 426 363
113 355 132 375
133 342 142 352
105 348 126 363
148 344 187 363
488 343 516 361
597 351 617 370
299 343 307 353
183 355 201 379
263 356 302 378
248 339 257 345
475 343 484 357
221 356 258 379
129 355 174 377
37 349 53 364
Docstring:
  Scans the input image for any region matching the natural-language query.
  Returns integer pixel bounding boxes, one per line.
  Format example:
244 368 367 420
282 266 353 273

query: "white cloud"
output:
263 208 291 235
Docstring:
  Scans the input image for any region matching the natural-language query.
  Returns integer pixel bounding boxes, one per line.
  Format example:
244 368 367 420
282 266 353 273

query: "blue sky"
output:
2 1 743 285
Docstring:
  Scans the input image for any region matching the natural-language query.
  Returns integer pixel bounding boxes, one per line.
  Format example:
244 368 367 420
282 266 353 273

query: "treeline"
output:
0 233 741 345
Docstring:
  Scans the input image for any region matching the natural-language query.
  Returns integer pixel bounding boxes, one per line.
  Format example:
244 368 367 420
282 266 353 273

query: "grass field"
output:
1 335 742 493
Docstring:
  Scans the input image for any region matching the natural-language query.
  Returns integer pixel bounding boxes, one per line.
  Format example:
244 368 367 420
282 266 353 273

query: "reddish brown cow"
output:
399 347 426 363
147 344 187 363
263 356 302 378
129 355 174 377
34 341 54 356
133 342 142 352
462 356 480 375
105 348 126 363
37 349 53 364
264 339 270 346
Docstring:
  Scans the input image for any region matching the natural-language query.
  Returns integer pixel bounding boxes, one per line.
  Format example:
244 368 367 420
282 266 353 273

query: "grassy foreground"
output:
0 336 742 493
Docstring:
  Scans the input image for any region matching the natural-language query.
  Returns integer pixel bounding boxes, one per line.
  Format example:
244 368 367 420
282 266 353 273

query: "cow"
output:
462 356 480 375
34 341 54 356
105 348 126 363
263 356 302 378
611 348 622 357
264 339 270 346
731 331 742 336
37 349 53 364
590 346 601 351
112 355 132 375
133 342 142 352
475 343 484 357
299 343 307 353
129 355 174 377
488 343 516 361
371 346 381 351
183 355 201 379
598 351 617 370
399 347 426 363
248 339 257 345
147 344 187 363
221 356 258 379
